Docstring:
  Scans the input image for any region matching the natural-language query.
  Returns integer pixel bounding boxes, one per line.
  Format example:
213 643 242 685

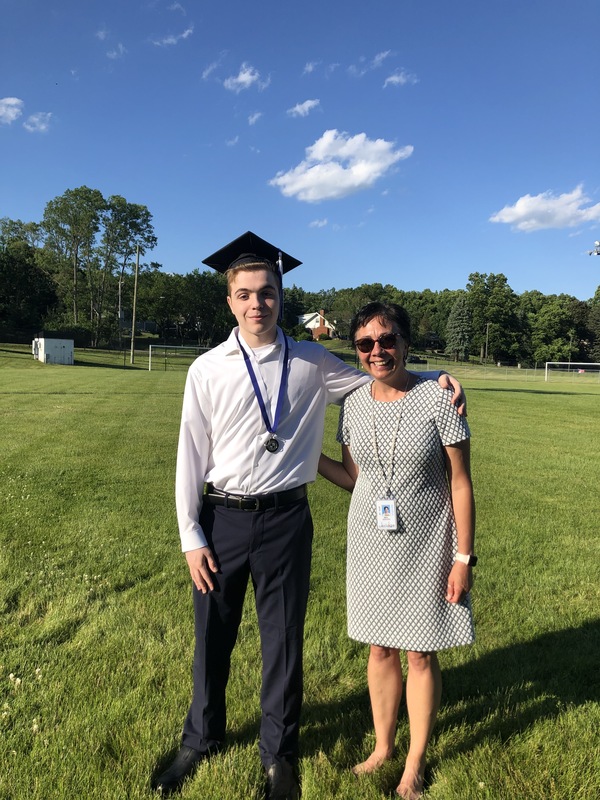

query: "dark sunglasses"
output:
354 333 401 353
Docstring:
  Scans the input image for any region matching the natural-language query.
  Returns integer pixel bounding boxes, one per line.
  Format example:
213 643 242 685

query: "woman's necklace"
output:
371 369 411 402
370 372 411 532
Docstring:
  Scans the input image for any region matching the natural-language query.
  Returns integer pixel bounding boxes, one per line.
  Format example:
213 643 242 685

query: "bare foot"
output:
352 750 393 776
396 761 424 799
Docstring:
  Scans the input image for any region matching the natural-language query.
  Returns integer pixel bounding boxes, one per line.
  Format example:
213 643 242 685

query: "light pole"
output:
130 245 140 365
568 331 573 369
485 322 491 363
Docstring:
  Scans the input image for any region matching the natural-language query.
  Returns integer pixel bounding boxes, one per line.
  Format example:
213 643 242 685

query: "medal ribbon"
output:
235 331 289 439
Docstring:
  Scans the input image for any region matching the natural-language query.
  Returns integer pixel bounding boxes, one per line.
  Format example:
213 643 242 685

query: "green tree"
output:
588 287 600 361
466 272 521 362
281 284 309 334
101 196 157 341
0 239 58 335
41 186 106 325
445 293 472 361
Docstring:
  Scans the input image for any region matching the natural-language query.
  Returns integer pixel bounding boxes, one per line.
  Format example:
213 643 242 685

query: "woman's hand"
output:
446 561 473 603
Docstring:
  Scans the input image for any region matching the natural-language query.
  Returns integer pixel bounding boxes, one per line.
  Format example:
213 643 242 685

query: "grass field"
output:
1 345 599 799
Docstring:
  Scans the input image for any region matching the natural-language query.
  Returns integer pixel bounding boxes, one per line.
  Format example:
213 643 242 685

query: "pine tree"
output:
445 293 472 361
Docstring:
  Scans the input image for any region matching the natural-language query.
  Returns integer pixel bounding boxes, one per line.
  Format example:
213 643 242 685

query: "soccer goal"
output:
148 345 210 371
544 362 600 382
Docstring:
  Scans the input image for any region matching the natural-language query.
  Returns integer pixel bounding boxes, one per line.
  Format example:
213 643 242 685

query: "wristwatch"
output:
455 552 478 567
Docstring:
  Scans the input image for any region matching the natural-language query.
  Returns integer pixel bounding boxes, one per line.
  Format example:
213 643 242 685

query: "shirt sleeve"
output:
436 388 471 446
320 348 369 404
175 366 212 551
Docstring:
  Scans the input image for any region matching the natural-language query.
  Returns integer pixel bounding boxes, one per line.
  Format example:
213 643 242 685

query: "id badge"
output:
376 498 397 530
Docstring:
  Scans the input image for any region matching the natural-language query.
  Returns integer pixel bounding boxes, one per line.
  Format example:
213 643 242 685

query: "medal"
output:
265 437 280 453
236 331 289 456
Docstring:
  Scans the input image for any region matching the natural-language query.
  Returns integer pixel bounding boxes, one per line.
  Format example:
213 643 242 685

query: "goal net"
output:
148 345 210 371
544 362 600 383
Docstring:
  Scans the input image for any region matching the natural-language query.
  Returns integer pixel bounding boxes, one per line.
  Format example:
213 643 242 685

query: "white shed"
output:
32 338 74 365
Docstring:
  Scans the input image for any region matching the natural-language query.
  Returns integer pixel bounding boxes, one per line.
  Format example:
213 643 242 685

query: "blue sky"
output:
2 0 599 300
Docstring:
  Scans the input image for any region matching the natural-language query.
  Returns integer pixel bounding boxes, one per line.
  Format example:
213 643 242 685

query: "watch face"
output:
469 555 478 566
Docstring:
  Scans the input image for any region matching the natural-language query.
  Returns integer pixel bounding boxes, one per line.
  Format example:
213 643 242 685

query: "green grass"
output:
1 348 599 799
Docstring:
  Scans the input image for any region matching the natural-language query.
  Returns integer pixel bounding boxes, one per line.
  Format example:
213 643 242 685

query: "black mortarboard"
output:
202 231 302 275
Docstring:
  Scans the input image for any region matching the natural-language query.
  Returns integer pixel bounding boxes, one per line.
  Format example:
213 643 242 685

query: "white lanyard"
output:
370 385 403 498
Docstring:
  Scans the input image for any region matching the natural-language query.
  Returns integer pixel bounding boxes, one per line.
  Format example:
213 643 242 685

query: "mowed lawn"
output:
1 346 599 800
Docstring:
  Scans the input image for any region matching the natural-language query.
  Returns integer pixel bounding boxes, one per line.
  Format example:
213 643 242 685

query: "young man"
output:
153 232 464 799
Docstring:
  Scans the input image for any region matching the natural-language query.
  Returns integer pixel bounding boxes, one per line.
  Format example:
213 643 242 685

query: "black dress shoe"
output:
152 745 207 795
265 760 300 800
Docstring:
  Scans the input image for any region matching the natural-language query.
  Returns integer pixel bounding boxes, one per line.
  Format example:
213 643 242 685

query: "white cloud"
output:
168 2 186 14
287 99 320 118
248 112 262 126
383 69 418 88
309 218 328 228
202 53 226 80
95 28 108 41
489 185 600 232
107 43 127 59
224 62 268 92
226 135 239 147
23 112 52 133
269 129 413 203
152 26 194 47
303 61 320 75
349 50 392 77
0 97 24 125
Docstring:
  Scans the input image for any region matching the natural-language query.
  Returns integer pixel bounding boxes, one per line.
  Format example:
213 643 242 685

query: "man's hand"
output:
185 547 219 593
438 372 467 416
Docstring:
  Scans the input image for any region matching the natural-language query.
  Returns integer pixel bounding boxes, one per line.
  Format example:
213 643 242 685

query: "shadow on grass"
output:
73 359 141 370
151 620 599 790
469 386 600 397
299 618 599 761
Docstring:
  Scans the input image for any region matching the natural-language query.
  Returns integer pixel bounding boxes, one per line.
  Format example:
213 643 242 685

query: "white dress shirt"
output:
175 327 369 551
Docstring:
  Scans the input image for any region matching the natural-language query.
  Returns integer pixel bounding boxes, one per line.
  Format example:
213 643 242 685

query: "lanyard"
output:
370 383 403 497
235 331 289 438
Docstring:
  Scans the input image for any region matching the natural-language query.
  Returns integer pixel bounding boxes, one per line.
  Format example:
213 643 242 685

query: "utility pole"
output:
130 245 140 365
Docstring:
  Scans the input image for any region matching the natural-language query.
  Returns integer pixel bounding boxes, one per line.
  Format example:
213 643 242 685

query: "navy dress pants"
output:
182 496 313 767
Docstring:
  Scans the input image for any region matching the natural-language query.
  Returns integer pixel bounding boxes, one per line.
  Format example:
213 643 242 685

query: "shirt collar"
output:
224 326 284 356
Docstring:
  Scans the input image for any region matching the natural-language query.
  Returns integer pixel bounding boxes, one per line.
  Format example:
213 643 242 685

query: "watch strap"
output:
455 552 478 566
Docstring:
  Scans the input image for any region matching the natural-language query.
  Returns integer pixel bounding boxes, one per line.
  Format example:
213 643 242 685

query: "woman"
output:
319 302 475 800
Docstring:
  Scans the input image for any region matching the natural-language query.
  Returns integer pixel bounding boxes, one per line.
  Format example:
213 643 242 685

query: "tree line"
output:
1 185 599 365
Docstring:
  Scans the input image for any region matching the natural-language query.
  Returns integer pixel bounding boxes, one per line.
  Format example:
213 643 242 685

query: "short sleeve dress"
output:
337 378 475 651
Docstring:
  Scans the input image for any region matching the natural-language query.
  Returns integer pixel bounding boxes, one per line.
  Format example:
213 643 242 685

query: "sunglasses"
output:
354 333 401 353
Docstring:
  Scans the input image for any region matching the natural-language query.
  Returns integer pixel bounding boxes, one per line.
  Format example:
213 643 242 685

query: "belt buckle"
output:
242 495 261 511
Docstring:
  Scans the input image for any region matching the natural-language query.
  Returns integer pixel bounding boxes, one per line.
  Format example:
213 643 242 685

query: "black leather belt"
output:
203 484 307 511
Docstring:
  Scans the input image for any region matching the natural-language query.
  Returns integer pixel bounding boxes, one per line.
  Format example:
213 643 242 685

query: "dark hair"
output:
349 301 411 345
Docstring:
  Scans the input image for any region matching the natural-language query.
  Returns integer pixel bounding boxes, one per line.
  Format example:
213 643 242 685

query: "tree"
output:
445 293 472 361
101 195 157 341
466 272 521 362
0 239 58 335
281 284 309 334
529 295 586 365
41 186 106 324
588 287 600 361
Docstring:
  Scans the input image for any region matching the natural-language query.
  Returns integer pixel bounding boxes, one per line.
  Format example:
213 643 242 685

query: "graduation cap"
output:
202 231 302 321
202 230 302 274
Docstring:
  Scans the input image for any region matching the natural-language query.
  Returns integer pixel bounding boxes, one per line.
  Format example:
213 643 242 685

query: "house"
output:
298 309 337 340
